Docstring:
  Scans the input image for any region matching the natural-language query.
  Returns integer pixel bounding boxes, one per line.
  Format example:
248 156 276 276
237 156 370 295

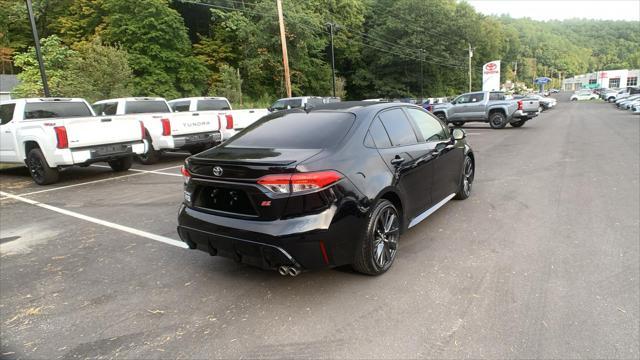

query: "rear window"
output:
124 101 170 114
170 100 190 112
226 112 355 149
0 103 16 125
197 99 231 111
24 102 93 119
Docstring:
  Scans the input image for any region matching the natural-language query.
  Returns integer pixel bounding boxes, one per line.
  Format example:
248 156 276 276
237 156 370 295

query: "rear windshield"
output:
226 111 355 149
24 102 92 119
197 99 231 111
124 100 170 114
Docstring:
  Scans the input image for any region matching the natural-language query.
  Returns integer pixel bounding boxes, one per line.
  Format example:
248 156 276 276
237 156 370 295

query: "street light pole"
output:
327 22 337 98
25 0 50 97
468 43 474 92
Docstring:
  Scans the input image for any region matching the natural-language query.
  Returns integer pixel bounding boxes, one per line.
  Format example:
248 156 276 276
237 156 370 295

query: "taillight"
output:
257 171 343 194
54 126 68 149
180 165 191 184
161 118 171 136
517 100 523 110
225 114 233 129
140 121 146 140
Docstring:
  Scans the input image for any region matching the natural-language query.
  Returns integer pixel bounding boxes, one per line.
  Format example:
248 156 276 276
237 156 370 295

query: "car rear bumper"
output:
173 131 222 149
177 203 363 271
57 141 144 165
513 110 538 120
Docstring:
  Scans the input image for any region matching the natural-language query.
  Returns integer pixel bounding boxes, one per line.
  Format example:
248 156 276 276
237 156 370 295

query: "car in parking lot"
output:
93 97 223 164
570 90 598 101
0 98 145 185
177 102 474 276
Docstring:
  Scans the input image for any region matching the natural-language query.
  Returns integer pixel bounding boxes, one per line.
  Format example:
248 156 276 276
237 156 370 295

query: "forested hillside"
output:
1 0 639 103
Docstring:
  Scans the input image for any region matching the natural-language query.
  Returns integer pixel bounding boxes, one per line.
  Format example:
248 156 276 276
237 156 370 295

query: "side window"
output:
171 100 191 112
287 99 303 108
368 118 392 148
92 104 103 115
0 103 16 125
469 93 484 102
102 102 118 115
489 92 505 101
455 95 471 104
405 108 448 142
378 108 418 146
308 98 324 106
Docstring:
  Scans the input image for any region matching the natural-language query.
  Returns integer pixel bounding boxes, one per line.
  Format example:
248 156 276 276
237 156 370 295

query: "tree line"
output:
1 0 639 104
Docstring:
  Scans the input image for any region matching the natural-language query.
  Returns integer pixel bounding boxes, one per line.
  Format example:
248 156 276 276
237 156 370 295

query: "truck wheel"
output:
489 112 507 129
26 148 59 185
452 121 464 127
510 120 526 128
538 105 544 113
108 156 133 172
137 136 161 165
352 199 400 276
435 113 446 122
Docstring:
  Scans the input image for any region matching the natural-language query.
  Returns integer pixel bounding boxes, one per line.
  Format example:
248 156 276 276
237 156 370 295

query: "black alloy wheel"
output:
455 155 474 200
489 112 507 129
26 148 59 185
353 199 400 275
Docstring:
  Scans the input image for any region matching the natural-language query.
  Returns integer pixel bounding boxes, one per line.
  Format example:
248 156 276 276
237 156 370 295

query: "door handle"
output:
192 113 200 116
390 156 404 166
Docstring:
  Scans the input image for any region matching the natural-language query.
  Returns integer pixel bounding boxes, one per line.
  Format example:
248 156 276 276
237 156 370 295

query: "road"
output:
1 94 638 359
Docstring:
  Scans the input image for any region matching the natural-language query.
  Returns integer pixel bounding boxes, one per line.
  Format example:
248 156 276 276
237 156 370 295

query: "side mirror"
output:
452 128 466 141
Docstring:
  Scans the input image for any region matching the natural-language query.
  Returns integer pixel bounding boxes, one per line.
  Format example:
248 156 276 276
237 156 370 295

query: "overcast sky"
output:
466 0 640 21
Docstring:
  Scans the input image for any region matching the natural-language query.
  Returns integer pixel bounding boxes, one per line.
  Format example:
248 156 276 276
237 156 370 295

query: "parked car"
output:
93 97 222 164
602 89 622 102
432 91 538 129
570 90 598 101
0 98 145 185
168 97 269 143
616 95 640 109
177 102 475 275
549 89 559 93
525 94 557 111
268 96 325 112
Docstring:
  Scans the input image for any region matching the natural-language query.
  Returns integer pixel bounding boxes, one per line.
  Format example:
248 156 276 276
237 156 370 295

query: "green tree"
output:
209 64 243 104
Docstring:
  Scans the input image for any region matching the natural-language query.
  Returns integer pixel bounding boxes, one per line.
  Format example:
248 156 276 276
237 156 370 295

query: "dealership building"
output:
562 69 639 91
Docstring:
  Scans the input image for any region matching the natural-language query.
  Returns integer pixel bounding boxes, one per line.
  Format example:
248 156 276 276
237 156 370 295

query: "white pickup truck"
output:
0 98 145 185
92 97 222 164
167 97 269 141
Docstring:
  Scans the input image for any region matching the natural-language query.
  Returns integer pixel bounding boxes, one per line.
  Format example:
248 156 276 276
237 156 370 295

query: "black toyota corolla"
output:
177 102 474 276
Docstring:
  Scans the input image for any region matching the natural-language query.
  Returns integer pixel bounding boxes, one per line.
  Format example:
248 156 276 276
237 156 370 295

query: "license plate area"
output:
90 144 131 157
186 132 220 143
194 186 257 216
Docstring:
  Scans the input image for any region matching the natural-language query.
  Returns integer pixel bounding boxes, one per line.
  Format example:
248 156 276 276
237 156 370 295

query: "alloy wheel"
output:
27 155 45 183
463 156 474 196
372 206 400 269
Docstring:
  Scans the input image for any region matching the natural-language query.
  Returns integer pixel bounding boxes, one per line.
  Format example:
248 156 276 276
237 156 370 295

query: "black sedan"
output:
177 102 475 276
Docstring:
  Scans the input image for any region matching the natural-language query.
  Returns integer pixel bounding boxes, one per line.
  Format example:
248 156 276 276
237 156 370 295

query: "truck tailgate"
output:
520 98 540 112
63 116 142 148
168 112 219 135
229 109 270 130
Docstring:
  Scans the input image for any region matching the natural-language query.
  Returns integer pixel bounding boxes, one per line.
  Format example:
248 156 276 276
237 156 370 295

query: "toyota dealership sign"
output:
482 60 501 91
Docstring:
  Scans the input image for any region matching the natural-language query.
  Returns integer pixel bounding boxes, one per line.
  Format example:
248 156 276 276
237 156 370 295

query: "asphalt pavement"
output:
1 94 638 359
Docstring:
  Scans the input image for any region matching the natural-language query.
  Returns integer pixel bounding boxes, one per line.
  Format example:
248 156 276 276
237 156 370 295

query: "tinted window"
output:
307 98 324 106
97 102 117 115
124 100 170 114
489 92 505 100
170 100 191 112
197 99 230 111
0 103 16 125
226 112 354 149
454 94 470 104
378 108 417 146
469 93 484 102
368 118 392 148
24 102 92 119
405 108 448 142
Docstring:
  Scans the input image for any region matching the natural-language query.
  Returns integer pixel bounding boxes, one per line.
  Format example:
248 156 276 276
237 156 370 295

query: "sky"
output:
466 0 640 21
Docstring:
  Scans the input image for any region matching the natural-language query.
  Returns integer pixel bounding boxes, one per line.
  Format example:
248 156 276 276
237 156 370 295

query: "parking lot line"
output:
0 165 182 199
0 190 188 249
91 164 183 177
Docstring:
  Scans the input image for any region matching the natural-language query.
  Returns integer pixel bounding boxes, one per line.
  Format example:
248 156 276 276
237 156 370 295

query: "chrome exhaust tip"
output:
287 267 301 277
278 266 289 276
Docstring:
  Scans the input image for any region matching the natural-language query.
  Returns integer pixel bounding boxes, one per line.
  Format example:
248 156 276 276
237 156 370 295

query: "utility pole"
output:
468 43 474 92
25 0 50 97
513 61 518 82
419 48 424 100
276 0 291 97
326 22 337 98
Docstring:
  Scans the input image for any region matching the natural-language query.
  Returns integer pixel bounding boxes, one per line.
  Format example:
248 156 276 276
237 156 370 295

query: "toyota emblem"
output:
485 63 497 71
212 166 223 176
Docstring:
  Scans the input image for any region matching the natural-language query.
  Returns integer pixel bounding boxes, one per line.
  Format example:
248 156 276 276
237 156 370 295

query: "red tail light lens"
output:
54 126 68 149
257 171 343 194
225 114 233 129
161 118 171 136
140 121 146 140
180 165 191 184
517 100 523 110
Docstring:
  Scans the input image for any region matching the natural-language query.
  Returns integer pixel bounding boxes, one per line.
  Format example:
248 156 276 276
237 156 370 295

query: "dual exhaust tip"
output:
278 265 301 277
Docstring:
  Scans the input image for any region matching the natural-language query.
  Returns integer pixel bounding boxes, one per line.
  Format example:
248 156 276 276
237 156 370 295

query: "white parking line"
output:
1 165 182 199
0 191 188 249
91 164 182 177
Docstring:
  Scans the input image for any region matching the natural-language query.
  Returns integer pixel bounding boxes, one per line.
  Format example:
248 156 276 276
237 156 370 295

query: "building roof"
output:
0 75 19 93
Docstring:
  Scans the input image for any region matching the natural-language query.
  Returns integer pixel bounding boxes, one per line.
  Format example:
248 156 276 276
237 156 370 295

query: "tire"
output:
137 136 161 165
538 105 544 113
571 98 577 102
434 113 446 122
352 199 400 276
26 148 59 185
608 97 615 102
452 121 464 127
108 156 132 172
454 155 474 200
510 120 526 128
488 112 507 129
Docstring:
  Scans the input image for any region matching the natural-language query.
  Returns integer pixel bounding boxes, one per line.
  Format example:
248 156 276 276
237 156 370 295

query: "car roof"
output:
168 97 228 102
94 97 166 104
